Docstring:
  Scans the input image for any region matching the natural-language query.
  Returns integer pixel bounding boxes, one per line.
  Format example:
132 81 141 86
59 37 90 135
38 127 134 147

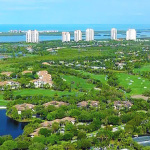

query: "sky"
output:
0 0 150 24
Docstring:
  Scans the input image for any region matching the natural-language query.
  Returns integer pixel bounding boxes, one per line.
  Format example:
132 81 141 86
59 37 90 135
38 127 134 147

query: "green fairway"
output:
62 75 95 90
14 89 81 97
0 93 8 106
76 70 107 84
117 73 150 95
133 64 150 73
0 100 8 106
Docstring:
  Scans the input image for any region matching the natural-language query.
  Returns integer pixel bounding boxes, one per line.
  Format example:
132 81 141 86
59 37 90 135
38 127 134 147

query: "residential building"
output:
0 72 12 77
62 32 70 42
41 117 76 127
114 101 133 110
15 103 35 115
74 30 82 42
26 30 39 43
30 117 76 137
0 81 20 90
86 29 94 41
31 71 53 88
43 101 69 108
77 100 99 108
111 28 117 40
90 101 99 107
126 29 136 41
77 101 88 107
131 95 149 101
22 70 32 75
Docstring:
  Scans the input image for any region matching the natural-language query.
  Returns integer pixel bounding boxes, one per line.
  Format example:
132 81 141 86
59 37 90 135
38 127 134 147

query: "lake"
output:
0 109 27 139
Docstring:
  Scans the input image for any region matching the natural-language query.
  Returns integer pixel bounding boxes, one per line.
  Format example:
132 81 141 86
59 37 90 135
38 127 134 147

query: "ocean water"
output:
0 24 150 32
0 24 150 42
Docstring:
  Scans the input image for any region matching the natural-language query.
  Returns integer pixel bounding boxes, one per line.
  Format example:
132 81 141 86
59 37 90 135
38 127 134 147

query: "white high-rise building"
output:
62 32 70 42
26 30 39 43
126 29 136 41
74 30 82 42
86 29 94 41
111 28 117 40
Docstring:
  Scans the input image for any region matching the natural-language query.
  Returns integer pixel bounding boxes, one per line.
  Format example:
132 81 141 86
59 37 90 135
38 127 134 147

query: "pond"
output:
0 56 5 59
0 109 27 139
133 136 150 146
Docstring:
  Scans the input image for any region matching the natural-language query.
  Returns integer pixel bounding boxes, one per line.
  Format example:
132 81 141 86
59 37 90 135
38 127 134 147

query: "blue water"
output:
0 24 150 32
0 109 27 139
0 24 150 42
0 56 5 59
133 136 150 147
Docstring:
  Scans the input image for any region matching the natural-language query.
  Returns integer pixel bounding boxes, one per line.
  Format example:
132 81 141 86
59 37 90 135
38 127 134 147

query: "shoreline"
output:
0 106 6 109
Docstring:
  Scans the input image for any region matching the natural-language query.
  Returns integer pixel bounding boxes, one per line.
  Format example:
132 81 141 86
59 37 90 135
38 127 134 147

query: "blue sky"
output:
0 0 150 24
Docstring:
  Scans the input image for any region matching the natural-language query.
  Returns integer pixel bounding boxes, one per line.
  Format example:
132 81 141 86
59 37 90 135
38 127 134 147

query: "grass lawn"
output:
117 73 150 95
137 110 147 113
76 70 107 84
133 64 150 73
0 93 8 106
62 75 95 90
14 89 81 97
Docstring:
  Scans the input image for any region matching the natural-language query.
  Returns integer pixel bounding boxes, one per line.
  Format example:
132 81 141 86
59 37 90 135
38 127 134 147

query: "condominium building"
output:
62 32 70 42
86 29 94 41
74 30 82 42
126 29 136 41
26 30 39 43
111 28 117 40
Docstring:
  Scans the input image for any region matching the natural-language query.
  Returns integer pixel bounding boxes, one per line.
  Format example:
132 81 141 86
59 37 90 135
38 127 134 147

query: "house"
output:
15 103 35 115
131 95 149 101
42 62 50 66
26 46 33 52
30 117 76 137
114 101 133 110
61 117 76 124
77 101 99 108
43 101 69 108
77 101 88 107
41 117 76 128
30 127 49 138
115 62 126 69
1 72 12 77
0 81 20 90
31 71 53 88
22 70 32 75
90 101 99 107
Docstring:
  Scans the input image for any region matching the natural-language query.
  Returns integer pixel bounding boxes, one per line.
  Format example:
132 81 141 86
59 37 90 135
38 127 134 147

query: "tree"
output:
2 140 17 150
47 113 54 121
48 145 64 150
63 132 74 141
108 116 120 125
65 122 78 136
21 109 32 120
17 140 30 150
77 130 86 140
0 135 13 145
29 142 45 150
39 128 51 137
3 90 13 100
77 139 92 149
11 107 19 120
52 122 59 133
